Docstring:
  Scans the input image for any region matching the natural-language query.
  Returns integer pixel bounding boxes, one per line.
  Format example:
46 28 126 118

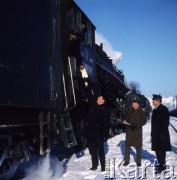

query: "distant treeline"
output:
170 109 177 117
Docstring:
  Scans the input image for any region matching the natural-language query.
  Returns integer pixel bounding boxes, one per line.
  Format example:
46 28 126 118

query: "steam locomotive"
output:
122 89 152 119
0 0 150 178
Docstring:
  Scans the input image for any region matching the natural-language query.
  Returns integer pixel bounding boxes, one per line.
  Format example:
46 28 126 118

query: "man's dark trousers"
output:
155 150 166 167
88 139 105 169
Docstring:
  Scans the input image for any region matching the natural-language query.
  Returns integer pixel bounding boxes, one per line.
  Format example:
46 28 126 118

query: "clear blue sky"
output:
74 0 177 99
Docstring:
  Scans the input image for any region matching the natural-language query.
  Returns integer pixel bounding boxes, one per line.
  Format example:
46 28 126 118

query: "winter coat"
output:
83 102 109 141
125 107 147 147
151 104 171 151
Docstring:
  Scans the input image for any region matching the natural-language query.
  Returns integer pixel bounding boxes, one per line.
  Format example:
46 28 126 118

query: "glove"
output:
129 123 137 130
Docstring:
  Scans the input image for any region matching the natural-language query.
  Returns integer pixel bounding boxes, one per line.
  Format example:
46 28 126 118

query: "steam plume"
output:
95 31 122 64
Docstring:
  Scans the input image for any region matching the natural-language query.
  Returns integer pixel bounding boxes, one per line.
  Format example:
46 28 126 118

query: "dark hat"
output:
152 94 162 100
132 99 141 104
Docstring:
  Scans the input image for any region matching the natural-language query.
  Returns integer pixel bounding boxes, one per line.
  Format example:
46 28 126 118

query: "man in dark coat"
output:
84 96 109 172
122 99 147 166
151 94 171 173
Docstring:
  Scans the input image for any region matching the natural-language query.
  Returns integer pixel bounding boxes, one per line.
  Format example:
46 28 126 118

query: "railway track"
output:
170 117 177 133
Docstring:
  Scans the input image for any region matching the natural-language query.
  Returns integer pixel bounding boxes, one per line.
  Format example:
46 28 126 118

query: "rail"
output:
61 66 69 111
67 57 76 109
170 117 177 133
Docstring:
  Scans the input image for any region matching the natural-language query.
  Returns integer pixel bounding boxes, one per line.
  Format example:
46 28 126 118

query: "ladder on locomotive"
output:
38 110 50 155
59 56 78 148
59 111 77 148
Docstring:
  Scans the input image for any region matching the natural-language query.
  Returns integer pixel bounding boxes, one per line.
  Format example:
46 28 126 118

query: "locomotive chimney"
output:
100 43 103 50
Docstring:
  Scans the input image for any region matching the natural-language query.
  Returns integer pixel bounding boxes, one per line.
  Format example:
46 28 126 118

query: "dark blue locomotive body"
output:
0 0 58 108
0 0 148 178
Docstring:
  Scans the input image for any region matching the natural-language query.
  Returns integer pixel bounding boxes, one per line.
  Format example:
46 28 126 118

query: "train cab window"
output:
85 22 93 47
67 7 82 34
66 7 93 47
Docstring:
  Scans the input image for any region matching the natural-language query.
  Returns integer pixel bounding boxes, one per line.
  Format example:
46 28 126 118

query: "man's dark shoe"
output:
123 162 129 166
137 163 141 167
155 166 166 173
155 164 160 170
89 166 97 171
155 164 160 167
101 167 105 171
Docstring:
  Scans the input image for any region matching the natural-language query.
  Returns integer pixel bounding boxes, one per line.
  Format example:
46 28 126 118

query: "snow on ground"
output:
59 118 177 180
22 117 177 180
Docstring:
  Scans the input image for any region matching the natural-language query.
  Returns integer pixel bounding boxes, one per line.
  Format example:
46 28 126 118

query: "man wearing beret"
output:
151 94 171 173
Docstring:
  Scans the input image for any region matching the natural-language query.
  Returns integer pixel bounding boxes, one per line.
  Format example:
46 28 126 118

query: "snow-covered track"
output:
170 117 177 133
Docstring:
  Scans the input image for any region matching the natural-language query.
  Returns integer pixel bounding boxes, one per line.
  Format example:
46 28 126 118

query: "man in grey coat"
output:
151 94 171 173
122 99 147 166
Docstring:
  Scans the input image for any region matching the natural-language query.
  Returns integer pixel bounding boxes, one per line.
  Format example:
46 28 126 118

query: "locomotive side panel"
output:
0 0 64 109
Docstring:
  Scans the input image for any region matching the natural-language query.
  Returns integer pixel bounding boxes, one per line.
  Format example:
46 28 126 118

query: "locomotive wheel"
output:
0 158 19 180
